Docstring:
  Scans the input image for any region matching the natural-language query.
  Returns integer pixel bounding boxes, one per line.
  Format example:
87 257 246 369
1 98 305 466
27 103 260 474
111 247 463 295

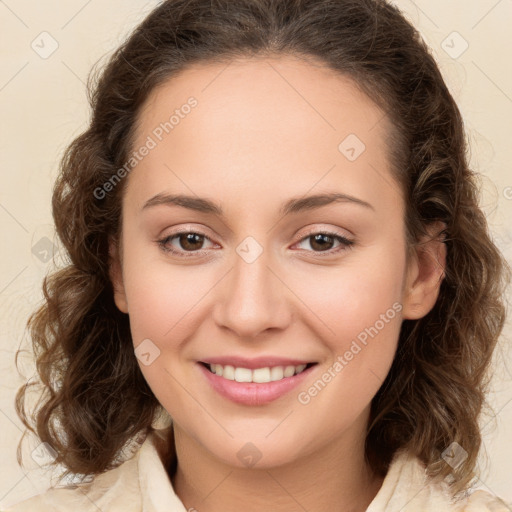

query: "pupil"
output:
311 234 333 252
182 233 203 250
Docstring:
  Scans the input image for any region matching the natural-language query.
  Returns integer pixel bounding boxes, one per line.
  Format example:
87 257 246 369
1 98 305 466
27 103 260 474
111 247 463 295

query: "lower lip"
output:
198 363 316 406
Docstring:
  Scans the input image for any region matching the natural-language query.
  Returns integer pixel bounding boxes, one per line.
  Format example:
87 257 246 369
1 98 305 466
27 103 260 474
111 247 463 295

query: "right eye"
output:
157 231 217 257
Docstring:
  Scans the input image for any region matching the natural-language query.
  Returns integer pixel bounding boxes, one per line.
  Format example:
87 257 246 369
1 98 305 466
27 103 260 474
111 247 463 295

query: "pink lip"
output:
201 355 314 370
197 362 317 406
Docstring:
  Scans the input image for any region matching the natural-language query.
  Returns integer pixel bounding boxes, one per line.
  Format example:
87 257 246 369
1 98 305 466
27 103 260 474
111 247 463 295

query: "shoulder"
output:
3 428 186 512
459 490 511 511
3 442 143 512
367 449 511 512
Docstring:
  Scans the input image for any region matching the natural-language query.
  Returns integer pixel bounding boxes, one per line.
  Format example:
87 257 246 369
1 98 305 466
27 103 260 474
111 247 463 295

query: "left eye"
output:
294 232 354 254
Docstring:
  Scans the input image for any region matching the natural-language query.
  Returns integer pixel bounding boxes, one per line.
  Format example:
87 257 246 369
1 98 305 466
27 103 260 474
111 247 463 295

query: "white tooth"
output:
212 363 308 382
270 366 284 381
223 365 235 380
295 364 306 374
252 367 271 383
284 365 295 378
234 367 252 382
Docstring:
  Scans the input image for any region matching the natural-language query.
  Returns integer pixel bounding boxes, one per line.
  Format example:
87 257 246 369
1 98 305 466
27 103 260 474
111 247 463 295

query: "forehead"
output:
136 55 387 142
126 55 402 216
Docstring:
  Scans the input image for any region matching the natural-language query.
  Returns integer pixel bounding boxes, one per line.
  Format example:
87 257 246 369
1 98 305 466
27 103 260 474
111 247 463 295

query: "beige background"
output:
1 0 511 508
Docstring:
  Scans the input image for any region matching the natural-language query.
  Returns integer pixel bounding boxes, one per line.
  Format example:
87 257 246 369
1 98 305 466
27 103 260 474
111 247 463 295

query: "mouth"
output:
197 360 318 406
199 361 317 383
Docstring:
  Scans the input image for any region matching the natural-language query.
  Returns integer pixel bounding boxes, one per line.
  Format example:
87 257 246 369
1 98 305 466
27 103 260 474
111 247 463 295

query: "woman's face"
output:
111 56 443 468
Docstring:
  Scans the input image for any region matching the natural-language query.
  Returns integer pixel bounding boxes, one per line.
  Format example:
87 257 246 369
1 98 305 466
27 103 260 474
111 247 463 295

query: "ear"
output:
109 237 129 314
402 221 447 320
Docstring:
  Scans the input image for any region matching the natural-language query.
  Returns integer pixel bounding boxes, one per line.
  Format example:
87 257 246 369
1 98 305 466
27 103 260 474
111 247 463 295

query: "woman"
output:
9 0 511 510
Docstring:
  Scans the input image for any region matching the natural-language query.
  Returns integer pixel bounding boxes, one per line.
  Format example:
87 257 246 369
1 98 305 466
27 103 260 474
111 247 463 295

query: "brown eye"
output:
295 231 354 255
158 231 216 257
176 233 205 251
309 233 336 251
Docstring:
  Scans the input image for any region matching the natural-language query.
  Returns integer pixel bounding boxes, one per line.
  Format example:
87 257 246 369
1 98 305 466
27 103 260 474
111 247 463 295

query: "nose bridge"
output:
213 238 291 338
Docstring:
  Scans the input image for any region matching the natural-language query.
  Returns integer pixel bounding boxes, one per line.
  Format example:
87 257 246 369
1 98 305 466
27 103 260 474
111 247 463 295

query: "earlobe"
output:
108 238 129 314
402 221 447 320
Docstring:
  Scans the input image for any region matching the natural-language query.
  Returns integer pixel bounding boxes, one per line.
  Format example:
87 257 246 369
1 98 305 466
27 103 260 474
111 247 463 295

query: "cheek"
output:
288 244 405 409
124 263 213 343
119 219 209 335
121 257 211 412
292 269 403 427
288 243 406 345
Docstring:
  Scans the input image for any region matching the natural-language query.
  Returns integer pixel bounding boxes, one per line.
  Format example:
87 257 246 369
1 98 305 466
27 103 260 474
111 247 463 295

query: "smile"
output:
204 362 314 383
198 361 318 405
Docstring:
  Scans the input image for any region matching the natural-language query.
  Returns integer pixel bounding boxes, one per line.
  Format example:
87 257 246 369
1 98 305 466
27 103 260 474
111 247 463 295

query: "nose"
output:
212 246 293 340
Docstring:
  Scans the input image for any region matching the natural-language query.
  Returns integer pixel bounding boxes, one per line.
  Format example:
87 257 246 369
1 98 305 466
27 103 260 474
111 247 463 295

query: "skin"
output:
109 55 446 512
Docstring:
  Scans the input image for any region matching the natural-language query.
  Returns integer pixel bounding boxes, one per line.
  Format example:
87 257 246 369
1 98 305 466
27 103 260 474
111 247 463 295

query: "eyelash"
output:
157 229 355 258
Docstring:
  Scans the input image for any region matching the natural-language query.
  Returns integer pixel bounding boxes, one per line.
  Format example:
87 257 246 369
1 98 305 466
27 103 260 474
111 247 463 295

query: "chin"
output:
196 432 312 471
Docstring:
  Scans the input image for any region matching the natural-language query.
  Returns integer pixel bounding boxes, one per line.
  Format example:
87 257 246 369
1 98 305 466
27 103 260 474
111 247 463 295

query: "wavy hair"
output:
15 0 510 495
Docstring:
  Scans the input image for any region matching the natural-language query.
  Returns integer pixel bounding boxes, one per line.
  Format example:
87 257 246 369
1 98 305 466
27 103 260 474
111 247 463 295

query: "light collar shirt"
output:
5 428 510 512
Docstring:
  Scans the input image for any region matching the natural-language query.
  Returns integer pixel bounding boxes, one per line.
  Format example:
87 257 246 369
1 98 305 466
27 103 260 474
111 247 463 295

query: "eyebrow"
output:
141 192 375 217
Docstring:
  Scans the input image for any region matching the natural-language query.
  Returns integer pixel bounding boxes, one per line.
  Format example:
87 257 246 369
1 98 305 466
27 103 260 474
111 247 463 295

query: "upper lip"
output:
200 356 316 370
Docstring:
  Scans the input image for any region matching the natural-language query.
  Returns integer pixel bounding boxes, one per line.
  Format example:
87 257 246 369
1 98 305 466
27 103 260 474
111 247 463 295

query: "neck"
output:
169 412 384 512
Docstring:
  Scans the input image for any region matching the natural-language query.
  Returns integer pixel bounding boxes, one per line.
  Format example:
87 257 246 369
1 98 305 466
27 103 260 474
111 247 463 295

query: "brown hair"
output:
15 0 510 495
